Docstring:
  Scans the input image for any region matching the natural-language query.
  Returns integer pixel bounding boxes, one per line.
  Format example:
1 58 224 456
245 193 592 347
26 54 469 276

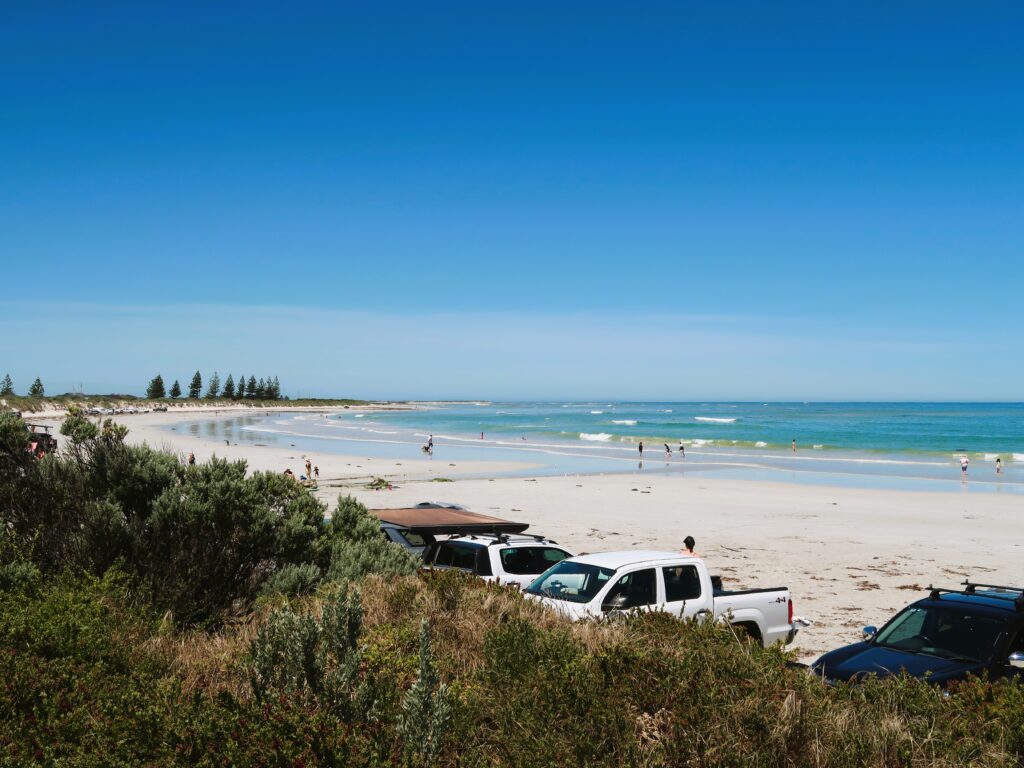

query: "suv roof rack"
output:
927 582 1024 611
444 532 557 545
962 580 1024 610
492 532 556 545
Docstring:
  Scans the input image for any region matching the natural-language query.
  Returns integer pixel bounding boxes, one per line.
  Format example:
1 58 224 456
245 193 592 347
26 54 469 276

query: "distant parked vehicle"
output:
525 551 800 648
422 533 574 589
25 423 58 456
812 582 1024 686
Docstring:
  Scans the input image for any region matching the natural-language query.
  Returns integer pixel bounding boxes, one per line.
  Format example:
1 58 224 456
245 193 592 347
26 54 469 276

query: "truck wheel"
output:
733 622 762 645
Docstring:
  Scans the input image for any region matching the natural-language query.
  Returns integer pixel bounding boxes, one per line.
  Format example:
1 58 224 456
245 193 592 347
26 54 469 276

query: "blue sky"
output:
1 2 1022 399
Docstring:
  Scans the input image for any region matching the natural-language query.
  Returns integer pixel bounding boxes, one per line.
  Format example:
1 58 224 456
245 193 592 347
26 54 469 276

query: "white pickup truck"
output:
524 551 800 648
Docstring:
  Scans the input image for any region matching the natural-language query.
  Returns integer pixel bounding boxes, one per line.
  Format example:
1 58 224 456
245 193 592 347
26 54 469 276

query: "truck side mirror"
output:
862 625 878 640
602 594 628 613
1009 651 1024 669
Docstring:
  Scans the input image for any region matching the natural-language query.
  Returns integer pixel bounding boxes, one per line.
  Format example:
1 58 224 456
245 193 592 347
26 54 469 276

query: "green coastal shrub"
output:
140 460 330 625
397 619 452 767
328 495 421 582
260 562 323 597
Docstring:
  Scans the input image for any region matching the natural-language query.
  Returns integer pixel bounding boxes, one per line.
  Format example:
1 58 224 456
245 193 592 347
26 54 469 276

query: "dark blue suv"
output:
812 582 1024 686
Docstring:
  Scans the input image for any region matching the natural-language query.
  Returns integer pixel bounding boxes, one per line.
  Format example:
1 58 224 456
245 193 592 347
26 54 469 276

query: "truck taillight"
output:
788 597 794 624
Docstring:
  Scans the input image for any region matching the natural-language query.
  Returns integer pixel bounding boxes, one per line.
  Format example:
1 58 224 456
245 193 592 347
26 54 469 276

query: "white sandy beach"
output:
36 407 1024 663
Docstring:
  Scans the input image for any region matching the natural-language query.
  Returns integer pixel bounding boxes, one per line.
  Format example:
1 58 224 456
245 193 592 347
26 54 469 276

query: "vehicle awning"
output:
368 506 529 535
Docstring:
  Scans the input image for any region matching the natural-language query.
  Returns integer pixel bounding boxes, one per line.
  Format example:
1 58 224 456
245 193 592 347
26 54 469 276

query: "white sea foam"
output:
691 439 714 446
695 416 737 424
813 444 824 449
755 441 767 447
612 419 638 425
659 409 673 413
591 410 604 415
580 432 613 441
354 414 364 418
983 453 1000 461
1013 453 1024 462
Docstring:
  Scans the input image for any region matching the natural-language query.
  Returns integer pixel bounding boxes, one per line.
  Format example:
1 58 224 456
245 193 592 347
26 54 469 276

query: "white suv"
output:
421 534 574 589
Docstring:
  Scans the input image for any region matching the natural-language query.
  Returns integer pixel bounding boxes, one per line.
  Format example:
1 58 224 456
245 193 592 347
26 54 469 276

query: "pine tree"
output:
0 373 12 396
256 377 267 399
268 376 281 400
247 376 257 400
222 374 235 400
169 380 182 398
205 371 220 399
146 374 166 399
28 377 45 397
237 375 246 400
188 370 203 399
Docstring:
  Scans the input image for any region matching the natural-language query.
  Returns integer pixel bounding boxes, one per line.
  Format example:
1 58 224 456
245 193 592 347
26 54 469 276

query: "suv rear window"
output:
499 547 570 575
399 530 427 547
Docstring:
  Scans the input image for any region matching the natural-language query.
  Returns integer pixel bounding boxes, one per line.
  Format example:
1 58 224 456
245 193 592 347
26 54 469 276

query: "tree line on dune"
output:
1 373 45 398
0 371 284 402
146 371 284 400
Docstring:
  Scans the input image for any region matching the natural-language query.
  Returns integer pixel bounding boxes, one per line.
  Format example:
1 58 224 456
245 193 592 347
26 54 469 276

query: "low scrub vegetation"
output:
3 409 1024 765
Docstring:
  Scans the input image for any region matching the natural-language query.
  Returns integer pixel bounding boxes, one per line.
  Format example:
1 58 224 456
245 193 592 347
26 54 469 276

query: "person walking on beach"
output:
960 455 969 476
427 434 433 450
664 443 671 458
791 438 797 453
996 457 1003 475
305 458 312 478
314 465 319 480
679 442 685 459
638 441 644 457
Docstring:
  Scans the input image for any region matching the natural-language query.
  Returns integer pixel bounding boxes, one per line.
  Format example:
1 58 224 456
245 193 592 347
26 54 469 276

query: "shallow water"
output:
173 402 1024 494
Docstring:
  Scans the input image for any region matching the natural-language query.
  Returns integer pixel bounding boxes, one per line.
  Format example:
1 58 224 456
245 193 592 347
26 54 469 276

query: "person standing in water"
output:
638 441 644 457
679 442 685 458
791 438 796 453
996 457 1003 475
960 455 969 476
664 443 671 458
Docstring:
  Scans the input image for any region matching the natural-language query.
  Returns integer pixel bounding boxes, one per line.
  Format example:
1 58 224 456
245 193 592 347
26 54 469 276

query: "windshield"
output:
873 604 1006 663
524 561 615 603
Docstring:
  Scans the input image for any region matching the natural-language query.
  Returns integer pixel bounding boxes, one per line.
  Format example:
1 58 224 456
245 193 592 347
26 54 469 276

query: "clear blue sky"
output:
2 2 1022 400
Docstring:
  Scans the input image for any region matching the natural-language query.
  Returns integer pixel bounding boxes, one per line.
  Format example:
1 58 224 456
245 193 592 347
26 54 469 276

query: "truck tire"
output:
733 621 762 645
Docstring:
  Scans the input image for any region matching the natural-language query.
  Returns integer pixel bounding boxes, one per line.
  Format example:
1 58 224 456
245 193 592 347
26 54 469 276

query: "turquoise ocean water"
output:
179 402 1024 494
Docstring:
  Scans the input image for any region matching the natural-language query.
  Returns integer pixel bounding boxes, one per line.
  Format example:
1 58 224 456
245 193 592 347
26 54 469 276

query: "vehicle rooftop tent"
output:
368 503 529 535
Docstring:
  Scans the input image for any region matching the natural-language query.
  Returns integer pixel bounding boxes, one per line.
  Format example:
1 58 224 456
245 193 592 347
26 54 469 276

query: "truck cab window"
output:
663 565 701 601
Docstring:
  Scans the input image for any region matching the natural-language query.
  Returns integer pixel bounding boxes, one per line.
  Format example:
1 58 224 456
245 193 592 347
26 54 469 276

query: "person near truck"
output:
682 536 702 558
